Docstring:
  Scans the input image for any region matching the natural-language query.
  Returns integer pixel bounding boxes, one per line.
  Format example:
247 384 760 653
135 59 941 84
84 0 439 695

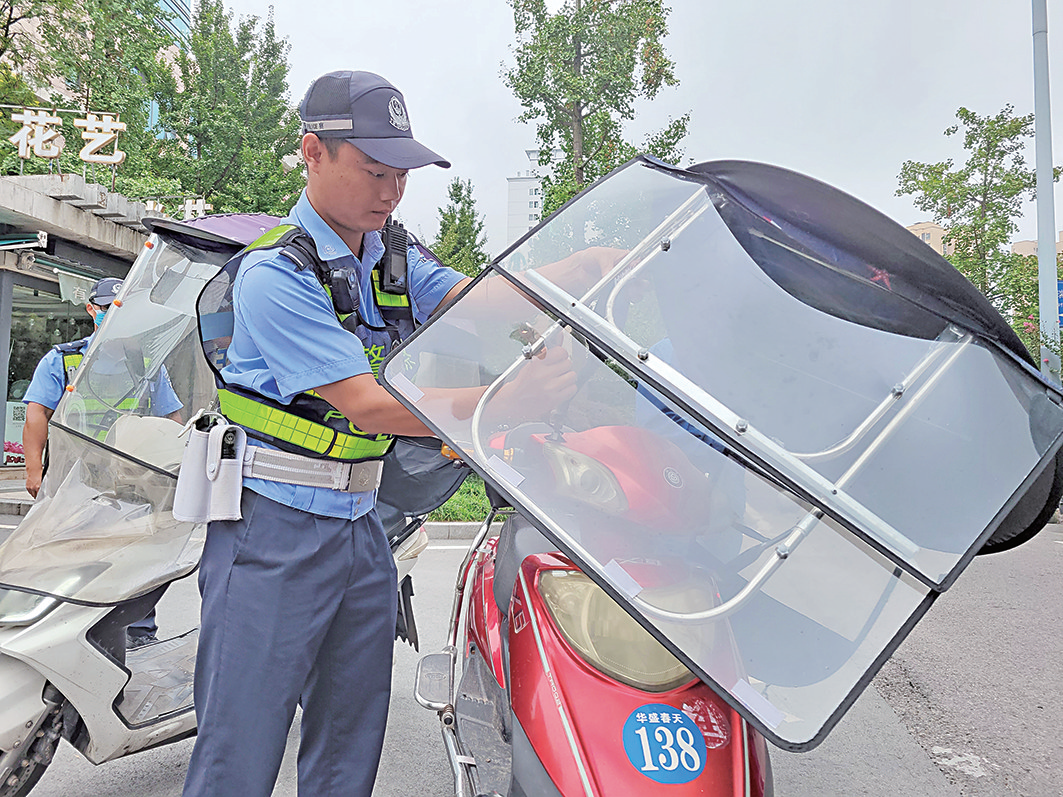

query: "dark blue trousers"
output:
128 608 157 635
183 489 397 796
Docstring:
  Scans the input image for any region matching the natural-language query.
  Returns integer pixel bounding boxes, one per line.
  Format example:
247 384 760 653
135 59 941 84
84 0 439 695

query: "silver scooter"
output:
0 215 465 796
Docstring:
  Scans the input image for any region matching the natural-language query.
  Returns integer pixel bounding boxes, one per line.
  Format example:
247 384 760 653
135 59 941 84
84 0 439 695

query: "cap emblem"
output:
388 96 410 132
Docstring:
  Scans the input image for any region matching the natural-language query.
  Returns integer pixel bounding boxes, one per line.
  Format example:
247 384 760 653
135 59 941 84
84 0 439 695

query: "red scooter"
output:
416 424 773 796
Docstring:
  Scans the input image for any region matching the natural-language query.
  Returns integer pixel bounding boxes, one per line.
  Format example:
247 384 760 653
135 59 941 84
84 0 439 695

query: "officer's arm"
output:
432 247 627 318
437 277 472 311
23 402 53 498
315 374 436 437
318 345 578 437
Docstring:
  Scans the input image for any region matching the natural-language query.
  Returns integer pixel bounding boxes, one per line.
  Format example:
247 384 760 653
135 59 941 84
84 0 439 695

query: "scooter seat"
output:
492 515 557 614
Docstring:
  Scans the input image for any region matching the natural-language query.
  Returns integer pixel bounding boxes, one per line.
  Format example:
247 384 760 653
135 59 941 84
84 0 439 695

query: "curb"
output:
424 522 481 540
0 500 29 516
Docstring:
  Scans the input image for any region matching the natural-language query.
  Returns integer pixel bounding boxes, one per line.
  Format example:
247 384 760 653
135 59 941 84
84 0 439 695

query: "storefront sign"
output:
73 113 127 165
58 272 96 306
182 197 213 219
4 402 25 466
8 107 125 165
8 109 63 159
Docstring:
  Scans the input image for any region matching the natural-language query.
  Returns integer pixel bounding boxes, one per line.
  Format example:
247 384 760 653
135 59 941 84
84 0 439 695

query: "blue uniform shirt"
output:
223 190 464 520
23 336 94 411
23 334 183 416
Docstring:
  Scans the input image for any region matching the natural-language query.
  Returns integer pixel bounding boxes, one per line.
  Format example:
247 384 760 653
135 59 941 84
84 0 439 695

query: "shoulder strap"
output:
244 221 416 325
243 224 359 317
243 224 324 277
242 223 303 252
54 338 89 387
53 339 86 354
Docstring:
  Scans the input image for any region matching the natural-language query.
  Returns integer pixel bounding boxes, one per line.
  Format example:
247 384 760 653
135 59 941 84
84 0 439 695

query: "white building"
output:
506 149 548 245
906 221 951 257
1011 231 1063 258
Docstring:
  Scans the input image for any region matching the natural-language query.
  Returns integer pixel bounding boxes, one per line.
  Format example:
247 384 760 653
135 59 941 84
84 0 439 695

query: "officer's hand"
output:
494 345 578 424
544 246 628 296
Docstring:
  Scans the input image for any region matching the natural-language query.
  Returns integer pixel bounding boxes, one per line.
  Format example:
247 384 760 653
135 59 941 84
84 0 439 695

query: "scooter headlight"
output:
538 570 693 692
541 441 628 514
0 587 59 627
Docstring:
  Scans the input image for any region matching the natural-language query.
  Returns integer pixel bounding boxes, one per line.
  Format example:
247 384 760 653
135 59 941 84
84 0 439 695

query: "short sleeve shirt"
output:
22 334 183 417
224 189 464 520
23 337 92 411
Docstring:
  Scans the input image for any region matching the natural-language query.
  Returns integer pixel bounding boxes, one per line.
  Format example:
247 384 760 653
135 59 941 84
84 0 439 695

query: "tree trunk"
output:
571 0 583 186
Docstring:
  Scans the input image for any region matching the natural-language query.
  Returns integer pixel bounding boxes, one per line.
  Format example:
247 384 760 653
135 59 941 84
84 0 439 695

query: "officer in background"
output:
22 276 183 648
22 277 123 498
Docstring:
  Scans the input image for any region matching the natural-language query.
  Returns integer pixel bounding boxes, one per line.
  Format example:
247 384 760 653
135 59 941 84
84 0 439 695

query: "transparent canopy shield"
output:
381 159 1063 748
0 425 203 604
0 233 235 604
54 235 226 456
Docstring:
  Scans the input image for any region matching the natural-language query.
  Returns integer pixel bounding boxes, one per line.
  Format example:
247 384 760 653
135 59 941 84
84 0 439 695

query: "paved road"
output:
869 523 1063 797
6 517 1061 796
774 522 1063 796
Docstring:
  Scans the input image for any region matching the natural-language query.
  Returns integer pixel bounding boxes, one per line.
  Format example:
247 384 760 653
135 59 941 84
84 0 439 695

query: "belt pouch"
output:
173 427 211 523
207 424 246 521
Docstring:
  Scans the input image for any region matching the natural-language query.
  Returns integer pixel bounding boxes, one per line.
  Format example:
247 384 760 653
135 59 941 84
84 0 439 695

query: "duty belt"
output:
242 446 383 493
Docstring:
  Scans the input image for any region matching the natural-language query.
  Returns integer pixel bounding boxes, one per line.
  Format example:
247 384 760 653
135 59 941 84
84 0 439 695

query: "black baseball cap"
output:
88 277 122 306
299 71 450 170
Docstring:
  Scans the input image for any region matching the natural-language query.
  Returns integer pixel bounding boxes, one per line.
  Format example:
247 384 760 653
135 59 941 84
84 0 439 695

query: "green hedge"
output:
427 473 492 522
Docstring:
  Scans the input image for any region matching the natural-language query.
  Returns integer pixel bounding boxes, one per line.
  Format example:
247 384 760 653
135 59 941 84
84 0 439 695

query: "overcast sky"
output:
223 0 1063 257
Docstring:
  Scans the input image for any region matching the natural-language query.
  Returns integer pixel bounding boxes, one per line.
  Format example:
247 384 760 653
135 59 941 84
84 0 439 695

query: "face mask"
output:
94 308 106 326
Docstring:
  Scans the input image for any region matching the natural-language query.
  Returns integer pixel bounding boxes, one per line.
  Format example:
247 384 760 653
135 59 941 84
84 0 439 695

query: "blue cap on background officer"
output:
88 277 122 325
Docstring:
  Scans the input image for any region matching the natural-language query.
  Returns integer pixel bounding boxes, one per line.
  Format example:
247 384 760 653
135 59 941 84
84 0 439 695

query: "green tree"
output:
152 0 302 214
431 177 489 277
1005 250 1063 357
504 0 689 215
0 61 36 133
29 0 171 180
896 105 1061 354
0 1 41 65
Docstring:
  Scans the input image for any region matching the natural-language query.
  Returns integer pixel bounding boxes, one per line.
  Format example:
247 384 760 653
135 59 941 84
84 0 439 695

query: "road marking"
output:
427 543 472 550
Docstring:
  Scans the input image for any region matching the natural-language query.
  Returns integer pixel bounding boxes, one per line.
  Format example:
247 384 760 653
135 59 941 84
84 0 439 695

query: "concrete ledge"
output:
0 499 29 516
424 522 482 540
0 174 148 259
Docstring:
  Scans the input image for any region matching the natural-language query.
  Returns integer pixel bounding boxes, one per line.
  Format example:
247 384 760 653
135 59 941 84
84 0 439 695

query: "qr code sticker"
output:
11 405 25 423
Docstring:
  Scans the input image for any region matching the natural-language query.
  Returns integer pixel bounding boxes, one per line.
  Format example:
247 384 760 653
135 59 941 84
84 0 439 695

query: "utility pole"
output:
1033 0 1059 381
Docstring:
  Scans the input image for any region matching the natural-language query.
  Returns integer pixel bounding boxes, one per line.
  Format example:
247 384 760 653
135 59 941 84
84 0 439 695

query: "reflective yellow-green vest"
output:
55 340 153 441
197 223 417 462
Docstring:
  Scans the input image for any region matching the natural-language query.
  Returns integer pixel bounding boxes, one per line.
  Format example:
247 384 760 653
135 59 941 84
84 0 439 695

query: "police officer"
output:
182 71 463 797
22 277 124 499
182 69 616 797
22 276 183 648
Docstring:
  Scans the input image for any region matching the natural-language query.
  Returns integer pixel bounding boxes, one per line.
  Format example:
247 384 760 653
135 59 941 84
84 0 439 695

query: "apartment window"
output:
529 214 538 221
921 232 931 242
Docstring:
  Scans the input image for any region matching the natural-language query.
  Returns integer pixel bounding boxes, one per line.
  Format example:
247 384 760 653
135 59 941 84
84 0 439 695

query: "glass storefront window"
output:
6 284 95 465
